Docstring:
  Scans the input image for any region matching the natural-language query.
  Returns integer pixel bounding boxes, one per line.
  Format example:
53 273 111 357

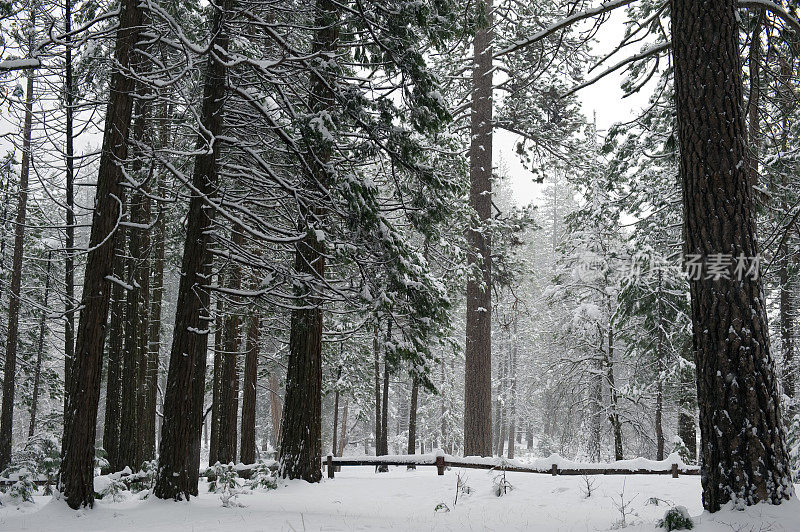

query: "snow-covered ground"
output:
1 466 798 531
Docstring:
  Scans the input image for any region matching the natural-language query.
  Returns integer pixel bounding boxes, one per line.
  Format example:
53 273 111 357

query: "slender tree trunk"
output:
678 348 697 463
209 298 223 465
63 0 76 424
337 399 348 457
239 313 259 464
59 0 143 507
144 172 164 461
655 270 665 460
268 372 282 451
671 0 794 510
373 322 381 455
29 252 52 438
607 325 623 461
0 19 35 471
464 0 494 458
277 0 339 483
331 365 341 458
218 228 244 464
153 0 231 500
103 231 126 473
507 320 517 459
587 354 603 462
407 375 419 467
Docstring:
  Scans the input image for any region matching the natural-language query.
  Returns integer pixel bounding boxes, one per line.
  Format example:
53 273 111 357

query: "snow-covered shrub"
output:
99 477 128 502
126 460 158 493
434 502 450 512
2 471 37 503
95 447 110 473
657 506 693 531
247 462 278 491
206 462 242 507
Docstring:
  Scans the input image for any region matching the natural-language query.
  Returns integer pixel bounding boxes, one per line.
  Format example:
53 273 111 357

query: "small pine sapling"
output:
207 463 243 507
657 506 694 531
248 462 278 491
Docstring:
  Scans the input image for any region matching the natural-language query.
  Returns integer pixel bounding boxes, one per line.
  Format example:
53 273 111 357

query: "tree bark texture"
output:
464 0 494 458
671 0 795 510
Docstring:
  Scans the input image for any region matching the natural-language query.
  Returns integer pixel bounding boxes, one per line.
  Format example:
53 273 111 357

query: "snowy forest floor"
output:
1 466 798 531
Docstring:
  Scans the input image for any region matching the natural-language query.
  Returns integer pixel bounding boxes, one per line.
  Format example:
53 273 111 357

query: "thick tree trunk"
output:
0 24 35 471
239 313 259 464
59 0 143 508
144 172 164 461
464 0 494 458
103 231 126 473
277 0 339 483
671 0 794 510
153 0 231 500
29 253 52 438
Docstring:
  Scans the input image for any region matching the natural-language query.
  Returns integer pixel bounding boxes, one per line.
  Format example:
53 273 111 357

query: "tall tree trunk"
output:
240 313 259 464
29 252 52 438
59 0 143 508
277 0 339 483
464 0 494 458
102 231 126 473
0 15 35 471
407 375 419 467
746 9 763 191
331 365 341 458
144 170 164 461
655 270 665 460
119 194 140 470
268 372 282 451
218 228 244 465
337 399 348 457
373 322 381 454
63 0 76 424
507 319 517 459
153 0 231 500
209 298 223 465
671 0 794 510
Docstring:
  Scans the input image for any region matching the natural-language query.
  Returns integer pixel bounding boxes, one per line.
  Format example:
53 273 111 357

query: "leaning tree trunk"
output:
239 313 259 465
102 230 126 473
278 0 339 483
464 0 494 458
58 0 143 508
153 0 231 500
0 16 35 472
671 0 794 511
